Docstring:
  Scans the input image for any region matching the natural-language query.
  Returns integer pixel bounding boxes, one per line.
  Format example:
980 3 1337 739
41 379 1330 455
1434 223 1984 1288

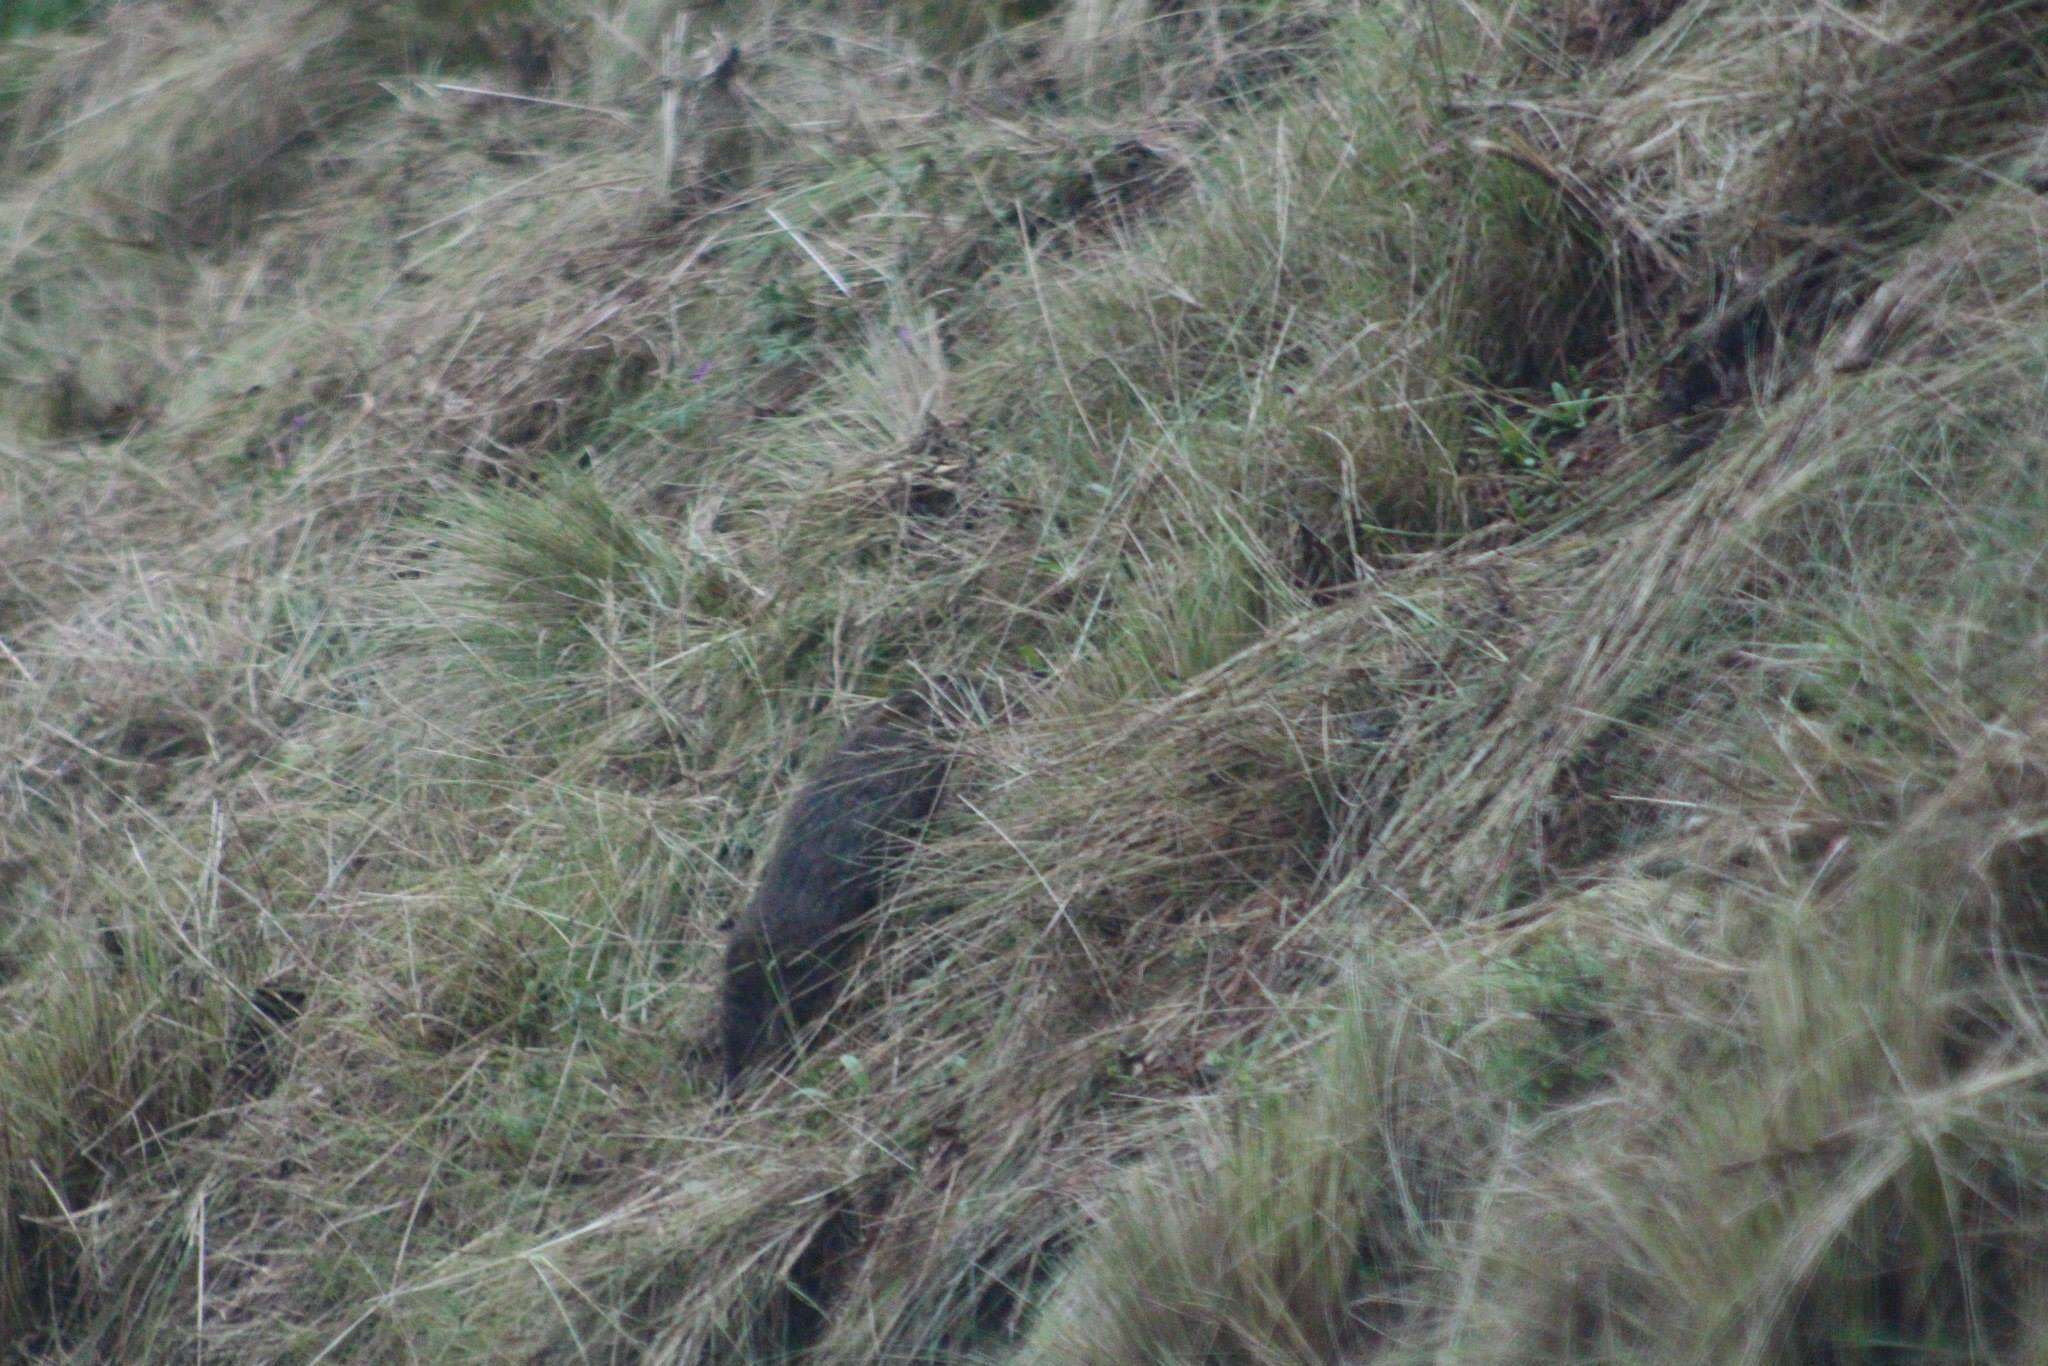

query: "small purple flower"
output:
689 360 715 382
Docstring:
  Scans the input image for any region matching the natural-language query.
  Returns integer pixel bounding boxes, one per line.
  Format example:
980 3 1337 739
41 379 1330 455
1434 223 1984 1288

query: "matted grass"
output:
5 0 2048 1360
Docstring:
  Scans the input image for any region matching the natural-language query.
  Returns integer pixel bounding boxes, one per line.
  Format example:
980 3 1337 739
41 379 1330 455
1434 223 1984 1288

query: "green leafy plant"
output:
1475 380 1602 479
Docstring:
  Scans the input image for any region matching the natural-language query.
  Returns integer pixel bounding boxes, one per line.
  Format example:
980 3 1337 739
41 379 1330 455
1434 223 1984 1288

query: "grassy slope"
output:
4 0 2048 1360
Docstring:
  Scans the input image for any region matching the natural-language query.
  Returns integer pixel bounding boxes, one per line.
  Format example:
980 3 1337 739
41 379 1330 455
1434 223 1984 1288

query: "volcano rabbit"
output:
720 690 954 1091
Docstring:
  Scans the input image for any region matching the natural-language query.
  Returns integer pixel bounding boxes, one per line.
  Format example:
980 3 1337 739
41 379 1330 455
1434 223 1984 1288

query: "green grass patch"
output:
0 0 98 39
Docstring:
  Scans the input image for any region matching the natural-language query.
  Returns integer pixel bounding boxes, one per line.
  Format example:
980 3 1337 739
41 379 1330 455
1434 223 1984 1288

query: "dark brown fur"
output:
720 691 954 1091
